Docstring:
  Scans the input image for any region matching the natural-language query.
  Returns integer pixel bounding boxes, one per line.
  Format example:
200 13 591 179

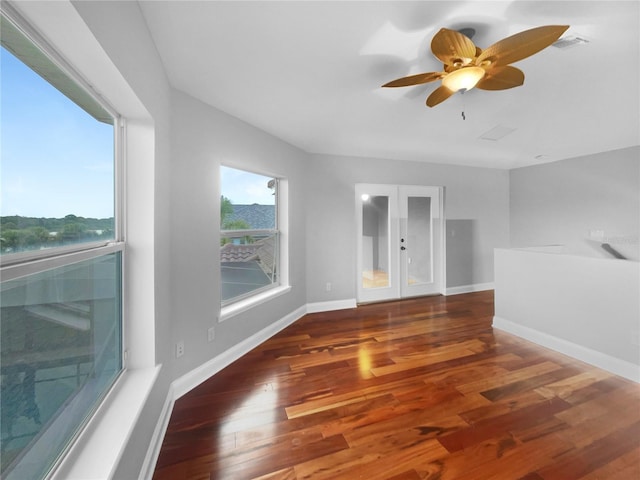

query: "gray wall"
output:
168 89 308 379
72 2 310 474
305 154 510 303
510 146 640 260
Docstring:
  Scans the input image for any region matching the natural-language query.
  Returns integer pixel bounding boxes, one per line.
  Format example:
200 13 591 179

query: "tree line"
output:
221 196 252 245
0 214 114 253
2 198 260 252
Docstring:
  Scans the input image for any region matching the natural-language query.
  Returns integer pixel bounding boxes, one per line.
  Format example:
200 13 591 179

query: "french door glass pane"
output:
0 253 122 479
407 196 432 285
362 195 390 289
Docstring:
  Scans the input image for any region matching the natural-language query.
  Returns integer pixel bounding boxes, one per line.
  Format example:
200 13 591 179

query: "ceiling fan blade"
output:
431 28 478 66
426 85 454 107
403 83 432 99
382 71 444 88
475 66 525 90
476 25 569 67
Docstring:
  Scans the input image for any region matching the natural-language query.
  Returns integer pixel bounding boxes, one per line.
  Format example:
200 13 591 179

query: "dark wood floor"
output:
153 291 640 480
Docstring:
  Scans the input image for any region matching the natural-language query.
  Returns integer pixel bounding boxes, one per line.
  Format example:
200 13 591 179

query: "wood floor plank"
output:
294 436 448 480
417 430 572 480
285 391 380 420
459 389 552 425
153 291 640 480
534 420 640 479
456 361 564 395
444 432 574 480
437 396 572 453
554 387 640 450
251 467 297 480
534 368 613 400
579 446 640 480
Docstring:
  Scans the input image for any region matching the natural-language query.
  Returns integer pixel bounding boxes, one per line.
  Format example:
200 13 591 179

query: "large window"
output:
0 10 123 479
220 166 279 305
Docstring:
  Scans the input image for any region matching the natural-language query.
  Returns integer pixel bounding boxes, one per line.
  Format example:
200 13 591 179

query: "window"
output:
0 10 123 480
220 166 279 305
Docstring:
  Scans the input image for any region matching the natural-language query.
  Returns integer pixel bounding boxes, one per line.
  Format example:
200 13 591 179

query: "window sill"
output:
220 285 291 322
48 365 160 480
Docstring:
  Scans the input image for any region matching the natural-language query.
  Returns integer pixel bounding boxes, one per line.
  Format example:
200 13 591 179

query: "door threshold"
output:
357 293 444 307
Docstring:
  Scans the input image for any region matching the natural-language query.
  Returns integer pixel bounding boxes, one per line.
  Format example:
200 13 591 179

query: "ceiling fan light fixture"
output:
442 66 485 92
382 24 569 107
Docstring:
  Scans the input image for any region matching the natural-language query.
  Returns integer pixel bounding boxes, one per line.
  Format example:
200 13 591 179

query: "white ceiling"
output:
138 1 640 169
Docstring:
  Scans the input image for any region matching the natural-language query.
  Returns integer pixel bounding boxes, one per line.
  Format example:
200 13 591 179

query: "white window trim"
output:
1 242 124 282
0 4 142 480
219 284 292 322
3 2 158 479
219 168 290 317
48 365 160 480
0 3 123 265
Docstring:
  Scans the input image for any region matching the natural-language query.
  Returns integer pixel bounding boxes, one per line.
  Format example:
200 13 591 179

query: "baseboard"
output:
141 305 306 479
138 385 175 480
171 300 357 399
172 305 307 399
142 300 358 478
306 298 357 313
446 282 494 296
493 316 640 383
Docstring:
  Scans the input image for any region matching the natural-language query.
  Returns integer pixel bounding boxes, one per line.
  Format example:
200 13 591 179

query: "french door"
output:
356 184 444 303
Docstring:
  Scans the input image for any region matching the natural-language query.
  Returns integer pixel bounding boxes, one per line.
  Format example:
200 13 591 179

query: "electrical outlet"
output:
208 327 216 342
176 340 184 358
326 282 332 292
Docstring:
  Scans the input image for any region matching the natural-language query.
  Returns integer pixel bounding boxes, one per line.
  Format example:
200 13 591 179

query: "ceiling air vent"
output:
479 125 516 141
553 35 589 49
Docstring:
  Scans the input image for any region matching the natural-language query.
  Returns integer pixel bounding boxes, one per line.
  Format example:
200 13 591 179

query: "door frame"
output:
355 183 446 304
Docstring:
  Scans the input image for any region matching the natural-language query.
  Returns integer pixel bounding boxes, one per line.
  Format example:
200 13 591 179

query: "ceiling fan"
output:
382 25 569 107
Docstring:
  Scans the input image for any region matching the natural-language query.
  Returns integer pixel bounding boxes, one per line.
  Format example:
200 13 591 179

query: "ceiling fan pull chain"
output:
461 90 466 120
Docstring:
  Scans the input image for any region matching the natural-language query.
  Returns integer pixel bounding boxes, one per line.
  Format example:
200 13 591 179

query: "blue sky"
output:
221 166 275 205
1 47 115 219
1 46 274 219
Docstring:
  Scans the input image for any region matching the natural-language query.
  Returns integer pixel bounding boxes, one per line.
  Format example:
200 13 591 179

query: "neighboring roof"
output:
220 243 260 262
227 204 275 230
221 260 271 301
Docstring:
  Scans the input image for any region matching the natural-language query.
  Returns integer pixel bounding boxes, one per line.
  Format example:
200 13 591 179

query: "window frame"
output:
0 5 126 479
219 167 289 320
0 4 124 267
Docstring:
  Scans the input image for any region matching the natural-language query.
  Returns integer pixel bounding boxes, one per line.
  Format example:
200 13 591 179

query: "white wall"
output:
510 146 640 260
305 154 510 303
498 146 640 383
494 248 640 381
